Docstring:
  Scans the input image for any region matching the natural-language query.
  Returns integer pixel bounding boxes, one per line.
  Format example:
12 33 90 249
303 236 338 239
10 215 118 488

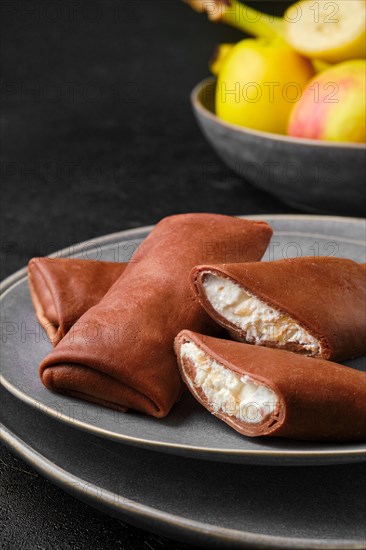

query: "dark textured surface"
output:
0 0 295 280
0 1 348 549
0 445 198 550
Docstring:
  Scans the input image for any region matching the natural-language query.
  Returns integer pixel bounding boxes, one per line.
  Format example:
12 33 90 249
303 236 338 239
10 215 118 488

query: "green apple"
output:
288 60 366 143
216 38 315 134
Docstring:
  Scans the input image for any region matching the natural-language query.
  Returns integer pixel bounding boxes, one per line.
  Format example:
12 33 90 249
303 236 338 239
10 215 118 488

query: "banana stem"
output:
220 0 284 37
183 0 285 38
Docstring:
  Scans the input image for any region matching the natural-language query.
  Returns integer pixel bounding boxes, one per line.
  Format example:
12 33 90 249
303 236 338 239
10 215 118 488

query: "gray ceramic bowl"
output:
191 79 366 215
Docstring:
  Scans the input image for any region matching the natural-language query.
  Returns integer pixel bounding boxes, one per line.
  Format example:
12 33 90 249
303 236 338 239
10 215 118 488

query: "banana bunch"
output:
184 0 366 63
184 0 366 143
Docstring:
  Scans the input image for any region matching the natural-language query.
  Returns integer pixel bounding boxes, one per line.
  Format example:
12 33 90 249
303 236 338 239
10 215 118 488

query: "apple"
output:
288 60 366 143
216 37 315 134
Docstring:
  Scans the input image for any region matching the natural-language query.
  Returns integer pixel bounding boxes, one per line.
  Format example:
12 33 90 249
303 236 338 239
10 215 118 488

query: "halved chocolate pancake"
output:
175 330 366 441
191 257 366 361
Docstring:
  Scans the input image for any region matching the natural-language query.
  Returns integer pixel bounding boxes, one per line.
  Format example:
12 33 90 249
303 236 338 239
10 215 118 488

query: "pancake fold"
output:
28 258 126 345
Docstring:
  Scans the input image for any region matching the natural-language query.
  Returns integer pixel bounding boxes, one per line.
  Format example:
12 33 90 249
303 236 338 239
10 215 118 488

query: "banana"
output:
285 0 366 63
184 0 366 63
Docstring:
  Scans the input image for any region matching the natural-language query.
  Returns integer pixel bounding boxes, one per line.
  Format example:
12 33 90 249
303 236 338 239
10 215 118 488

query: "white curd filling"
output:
203 273 320 355
180 341 278 424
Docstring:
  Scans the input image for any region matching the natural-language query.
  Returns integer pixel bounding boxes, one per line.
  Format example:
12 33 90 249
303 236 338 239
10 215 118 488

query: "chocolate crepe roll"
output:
39 214 272 417
191 257 366 361
175 330 366 441
29 258 126 345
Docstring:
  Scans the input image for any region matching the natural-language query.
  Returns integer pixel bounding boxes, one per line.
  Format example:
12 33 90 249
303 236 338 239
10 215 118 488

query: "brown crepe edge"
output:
28 259 62 345
39 362 170 417
174 330 286 438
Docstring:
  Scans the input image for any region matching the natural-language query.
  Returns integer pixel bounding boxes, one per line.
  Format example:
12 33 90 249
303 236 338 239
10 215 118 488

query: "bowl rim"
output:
191 77 366 150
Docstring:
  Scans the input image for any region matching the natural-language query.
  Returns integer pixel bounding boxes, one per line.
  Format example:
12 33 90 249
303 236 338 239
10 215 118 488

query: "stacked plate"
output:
1 215 366 549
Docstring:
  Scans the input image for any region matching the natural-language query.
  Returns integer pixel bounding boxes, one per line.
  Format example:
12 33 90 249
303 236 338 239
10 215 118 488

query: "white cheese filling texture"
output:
203 273 320 355
180 341 278 424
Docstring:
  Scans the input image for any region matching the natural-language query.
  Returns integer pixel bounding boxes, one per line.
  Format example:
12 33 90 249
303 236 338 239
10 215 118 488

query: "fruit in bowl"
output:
184 0 366 144
288 60 366 143
186 0 365 214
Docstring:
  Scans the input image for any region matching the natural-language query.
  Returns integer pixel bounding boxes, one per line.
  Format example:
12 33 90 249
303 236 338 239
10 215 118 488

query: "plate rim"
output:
1 214 366 463
2 419 365 550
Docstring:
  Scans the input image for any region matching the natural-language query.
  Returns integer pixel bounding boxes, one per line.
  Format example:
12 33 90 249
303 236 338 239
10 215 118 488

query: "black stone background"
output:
0 1 346 549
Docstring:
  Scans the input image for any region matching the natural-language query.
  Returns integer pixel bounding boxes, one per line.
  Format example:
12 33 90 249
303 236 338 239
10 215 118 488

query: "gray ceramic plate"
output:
2 387 366 549
1 215 365 466
191 79 366 216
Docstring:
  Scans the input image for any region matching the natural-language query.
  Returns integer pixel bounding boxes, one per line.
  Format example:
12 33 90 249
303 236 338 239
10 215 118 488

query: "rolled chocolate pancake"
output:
175 330 366 441
40 214 272 417
29 258 126 345
191 257 366 361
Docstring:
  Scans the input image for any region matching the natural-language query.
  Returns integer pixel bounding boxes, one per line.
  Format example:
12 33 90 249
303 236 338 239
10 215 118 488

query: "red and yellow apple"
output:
288 60 366 143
